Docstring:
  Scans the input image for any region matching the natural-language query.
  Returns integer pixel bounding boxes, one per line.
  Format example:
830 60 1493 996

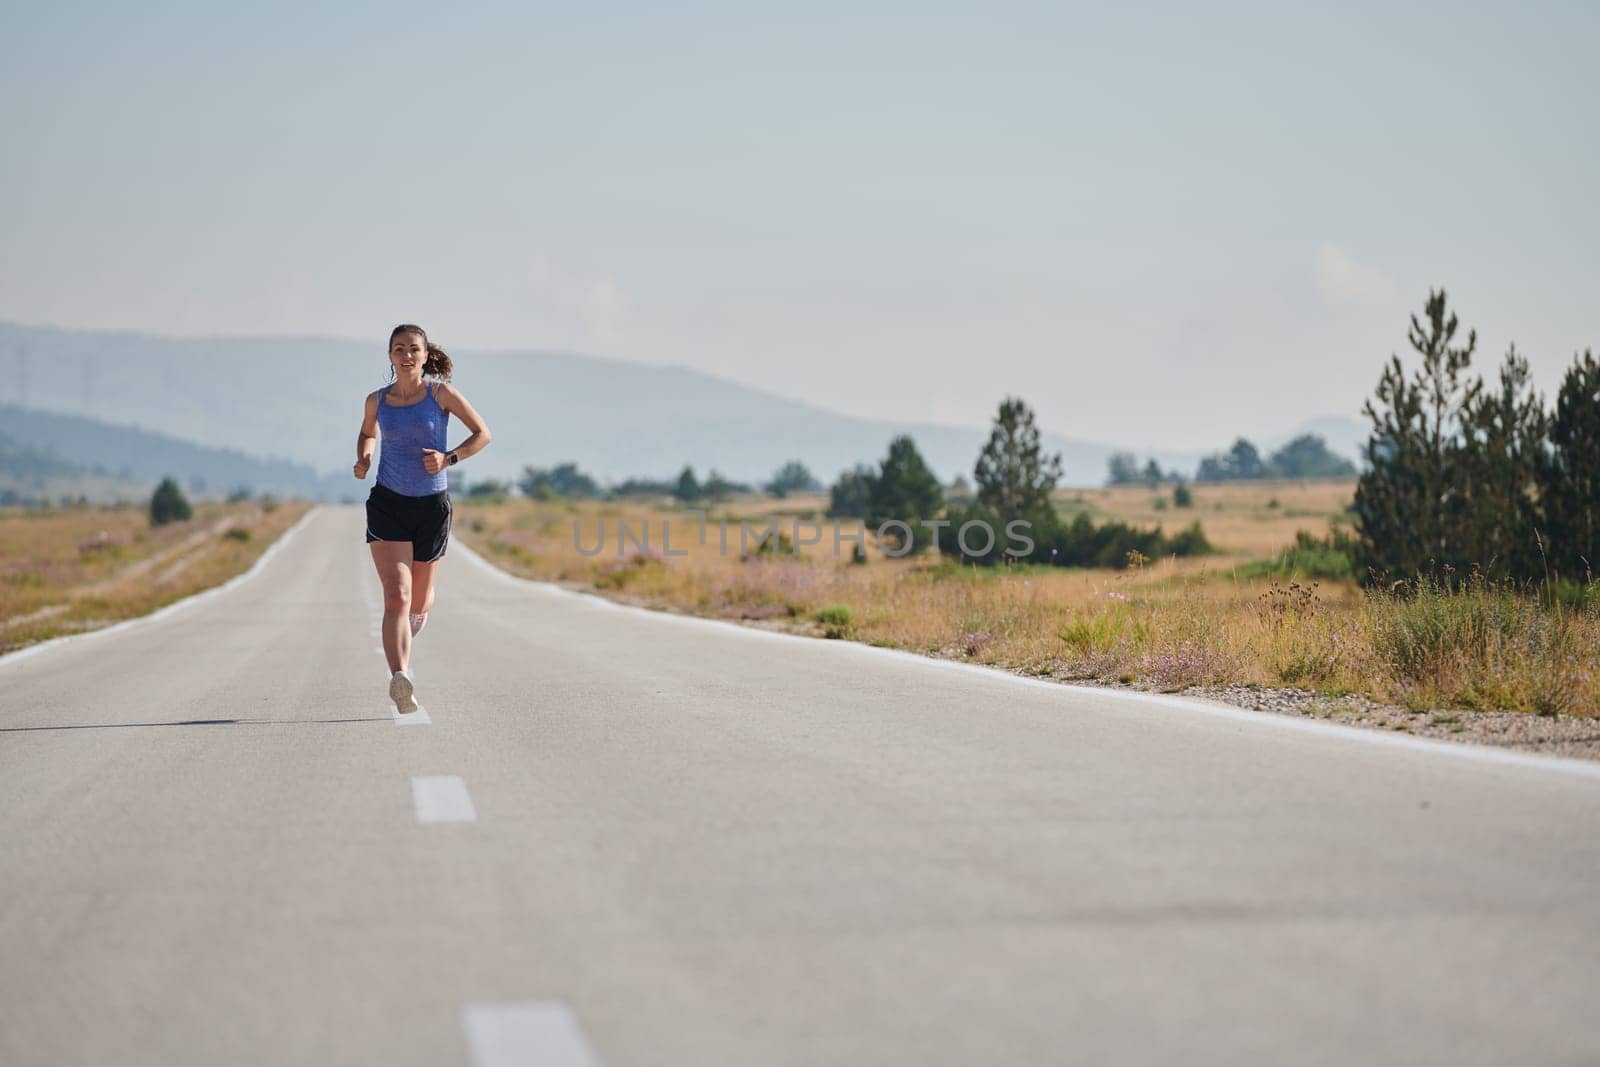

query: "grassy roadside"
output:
453 488 1600 735
0 498 312 654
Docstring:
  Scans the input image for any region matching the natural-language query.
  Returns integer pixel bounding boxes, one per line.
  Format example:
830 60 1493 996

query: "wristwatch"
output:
447 451 460 466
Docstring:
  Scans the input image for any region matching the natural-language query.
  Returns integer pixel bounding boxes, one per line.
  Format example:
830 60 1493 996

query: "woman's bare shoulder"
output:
432 379 464 407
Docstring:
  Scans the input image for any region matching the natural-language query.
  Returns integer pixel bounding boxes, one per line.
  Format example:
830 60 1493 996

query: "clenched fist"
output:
421 449 448 475
353 456 371 479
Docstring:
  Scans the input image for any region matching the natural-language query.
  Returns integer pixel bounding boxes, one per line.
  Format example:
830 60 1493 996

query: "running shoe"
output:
389 671 419 714
409 611 428 637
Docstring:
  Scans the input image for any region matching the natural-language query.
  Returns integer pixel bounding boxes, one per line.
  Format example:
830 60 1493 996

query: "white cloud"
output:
1314 243 1396 306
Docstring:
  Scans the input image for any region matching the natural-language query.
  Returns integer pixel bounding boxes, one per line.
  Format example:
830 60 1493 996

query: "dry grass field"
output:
454 486 1599 718
1059 479 1356 558
0 498 311 653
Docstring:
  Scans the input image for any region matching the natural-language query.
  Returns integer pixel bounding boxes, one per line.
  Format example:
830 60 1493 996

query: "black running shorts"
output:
366 482 452 562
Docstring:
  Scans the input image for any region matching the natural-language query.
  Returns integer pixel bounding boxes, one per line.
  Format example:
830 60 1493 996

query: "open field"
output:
675 479 1356 561
1059 479 1356 558
0 498 312 653
454 488 1600 729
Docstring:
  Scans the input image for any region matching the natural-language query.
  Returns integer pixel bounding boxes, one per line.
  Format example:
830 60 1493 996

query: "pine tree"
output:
1195 439 1267 481
1267 435 1356 478
867 435 944 552
1353 289 1479 580
974 397 1063 520
765 460 819 498
519 461 600 499
1106 452 1138 486
1539 349 1600 582
702 470 734 501
1459 346 1547 578
672 465 702 503
827 464 876 519
1227 439 1266 479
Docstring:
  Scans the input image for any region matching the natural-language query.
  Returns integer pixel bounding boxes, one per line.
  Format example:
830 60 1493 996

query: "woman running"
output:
354 324 492 713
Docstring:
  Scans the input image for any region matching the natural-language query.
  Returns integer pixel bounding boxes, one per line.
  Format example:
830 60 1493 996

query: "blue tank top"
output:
375 380 450 496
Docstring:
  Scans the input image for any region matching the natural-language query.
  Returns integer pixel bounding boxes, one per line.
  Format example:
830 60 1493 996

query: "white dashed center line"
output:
411 775 476 823
391 702 432 725
364 533 592 1061
461 1002 599 1067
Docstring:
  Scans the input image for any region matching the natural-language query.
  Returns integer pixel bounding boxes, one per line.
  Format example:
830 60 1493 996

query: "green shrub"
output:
1370 576 1524 680
1541 578 1600 614
1366 573 1582 712
740 529 794 559
1239 530 1356 581
813 603 855 638
149 477 191 526
1165 522 1213 558
1057 604 1148 654
222 526 252 542
466 479 511 501
593 551 660 589
937 505 1212 568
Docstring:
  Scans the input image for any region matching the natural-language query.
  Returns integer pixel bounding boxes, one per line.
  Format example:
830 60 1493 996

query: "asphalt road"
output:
2 504 1598 1066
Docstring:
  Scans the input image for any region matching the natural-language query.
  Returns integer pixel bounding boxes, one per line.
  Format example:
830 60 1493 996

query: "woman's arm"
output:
423 382 493 474
354 391 379 479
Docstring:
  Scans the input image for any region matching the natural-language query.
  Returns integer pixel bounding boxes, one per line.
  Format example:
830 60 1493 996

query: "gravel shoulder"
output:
1151 682 1600 761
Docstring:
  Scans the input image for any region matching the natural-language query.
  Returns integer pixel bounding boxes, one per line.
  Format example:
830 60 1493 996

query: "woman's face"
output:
389 332 426 379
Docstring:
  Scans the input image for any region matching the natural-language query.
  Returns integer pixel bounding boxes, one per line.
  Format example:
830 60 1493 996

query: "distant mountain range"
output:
0 321 1364 500
0 404 341 501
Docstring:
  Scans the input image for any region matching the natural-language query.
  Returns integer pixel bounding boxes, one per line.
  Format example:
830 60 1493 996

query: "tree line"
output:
825 398 1209 566
1106 434 1354 487
487 401 1209 569
464 460 819 504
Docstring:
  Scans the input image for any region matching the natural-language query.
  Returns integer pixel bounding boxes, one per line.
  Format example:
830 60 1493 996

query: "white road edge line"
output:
411 775 475 822
455 537 1600 783
0 505 322 673
461 1001 598 1067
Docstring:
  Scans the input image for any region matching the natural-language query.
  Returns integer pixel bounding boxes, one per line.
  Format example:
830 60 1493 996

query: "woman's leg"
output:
408 558 438 636
410 559 439 616
369 540 415 673
408 494 450 635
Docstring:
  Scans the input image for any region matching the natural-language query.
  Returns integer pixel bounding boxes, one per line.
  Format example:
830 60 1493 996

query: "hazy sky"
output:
2 1 1595 449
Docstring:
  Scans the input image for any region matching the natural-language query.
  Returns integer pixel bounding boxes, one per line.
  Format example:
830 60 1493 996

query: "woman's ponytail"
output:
423 341 453 381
